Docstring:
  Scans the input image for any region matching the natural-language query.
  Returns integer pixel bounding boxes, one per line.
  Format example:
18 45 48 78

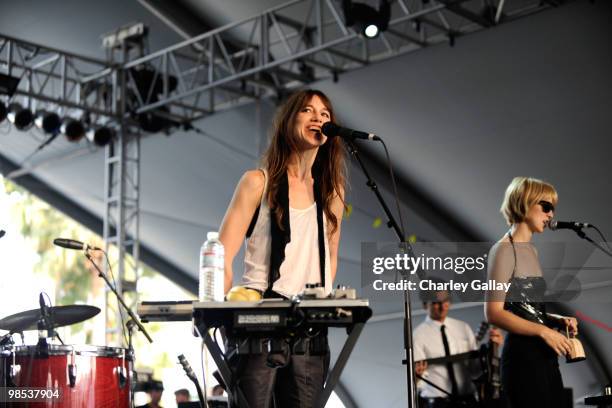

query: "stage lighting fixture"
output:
0 73 21 97
129 66 178 133
35 111 61 134
0 102 6 123
61 118 86 142
364 24 379 38
7 103 34 130
87 126 115 147
342 0 390 39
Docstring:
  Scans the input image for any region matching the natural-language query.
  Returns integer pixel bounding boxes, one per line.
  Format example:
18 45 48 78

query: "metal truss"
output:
103 126 141 347
0 34 116 119
2 0 564 126
102 43 142 347
122 0 558 123
0 34 139 348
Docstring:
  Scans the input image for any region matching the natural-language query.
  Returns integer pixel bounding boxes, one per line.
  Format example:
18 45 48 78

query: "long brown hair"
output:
262 89 346 234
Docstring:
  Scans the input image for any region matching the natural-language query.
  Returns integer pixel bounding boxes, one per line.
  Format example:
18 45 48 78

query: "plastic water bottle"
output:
199 231 225 302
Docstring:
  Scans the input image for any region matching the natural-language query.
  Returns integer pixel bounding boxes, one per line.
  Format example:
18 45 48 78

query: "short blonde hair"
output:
500 177 558 225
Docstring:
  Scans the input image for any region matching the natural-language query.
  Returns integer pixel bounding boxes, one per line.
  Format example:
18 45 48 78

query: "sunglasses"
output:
538 200 555 213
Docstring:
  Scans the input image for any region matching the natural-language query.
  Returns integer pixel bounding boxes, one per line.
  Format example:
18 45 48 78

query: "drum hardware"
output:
118 349 128 388
36 319 50 358
9 347 19 385
0 332 13 347
68 347 77 388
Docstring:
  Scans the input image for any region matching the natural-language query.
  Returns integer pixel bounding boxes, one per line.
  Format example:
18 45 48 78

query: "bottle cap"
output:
207 231 219 240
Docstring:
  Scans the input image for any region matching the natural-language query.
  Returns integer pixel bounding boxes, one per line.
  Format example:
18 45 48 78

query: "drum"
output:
0 344 132 407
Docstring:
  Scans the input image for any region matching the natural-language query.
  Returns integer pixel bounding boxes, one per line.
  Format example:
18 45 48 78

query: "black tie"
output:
441 324 459 397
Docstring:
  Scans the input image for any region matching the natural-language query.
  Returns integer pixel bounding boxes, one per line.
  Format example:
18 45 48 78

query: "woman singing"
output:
485 177 578 408
218 89 346 407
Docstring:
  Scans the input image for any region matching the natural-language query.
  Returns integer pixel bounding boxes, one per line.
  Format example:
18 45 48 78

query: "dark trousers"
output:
501 334 564 408
228 336 329 408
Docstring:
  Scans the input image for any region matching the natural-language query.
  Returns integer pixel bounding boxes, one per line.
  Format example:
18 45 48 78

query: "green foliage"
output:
3 178 96 332
2 177 170 377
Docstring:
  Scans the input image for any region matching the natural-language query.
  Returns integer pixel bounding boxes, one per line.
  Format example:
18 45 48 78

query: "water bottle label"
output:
203 251 224 268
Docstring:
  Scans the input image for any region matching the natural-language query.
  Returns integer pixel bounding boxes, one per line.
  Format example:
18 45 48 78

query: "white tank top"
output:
241 170 332 297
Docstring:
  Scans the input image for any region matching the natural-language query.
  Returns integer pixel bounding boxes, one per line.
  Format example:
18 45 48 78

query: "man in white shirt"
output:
413 287 502 408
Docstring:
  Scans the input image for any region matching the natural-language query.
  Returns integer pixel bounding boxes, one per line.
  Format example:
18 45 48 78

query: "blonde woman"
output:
485 177 578 408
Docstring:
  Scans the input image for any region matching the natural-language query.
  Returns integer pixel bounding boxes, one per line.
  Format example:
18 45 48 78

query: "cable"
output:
378 138 407 240
201 340 208 405
101 250 129 347
184 123 258 161
18 132 61 166
590 225 612 252
192 325 208 407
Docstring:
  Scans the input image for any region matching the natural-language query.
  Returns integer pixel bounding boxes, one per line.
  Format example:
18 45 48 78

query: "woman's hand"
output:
488 327 504 346
562 317 578 336
539 326 573 356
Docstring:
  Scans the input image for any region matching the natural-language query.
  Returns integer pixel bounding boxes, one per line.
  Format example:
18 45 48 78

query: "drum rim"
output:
1 344 133 358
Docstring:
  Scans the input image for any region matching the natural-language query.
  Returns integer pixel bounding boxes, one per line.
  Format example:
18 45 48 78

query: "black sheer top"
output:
503 232 553 327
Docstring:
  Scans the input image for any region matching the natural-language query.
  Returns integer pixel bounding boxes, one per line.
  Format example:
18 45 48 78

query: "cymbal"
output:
0 305 101 333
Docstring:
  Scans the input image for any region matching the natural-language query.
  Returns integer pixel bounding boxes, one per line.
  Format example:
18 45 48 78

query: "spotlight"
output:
364 24 379 38
0 73 21 97
87 126 115 147
129 66 178 133
343 0 390 39
35 111 61 134
7 103 34 130
0 102 6 123
61 118 86 142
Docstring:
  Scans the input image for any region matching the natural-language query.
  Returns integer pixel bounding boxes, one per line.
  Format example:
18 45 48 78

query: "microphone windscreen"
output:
321 122 339 137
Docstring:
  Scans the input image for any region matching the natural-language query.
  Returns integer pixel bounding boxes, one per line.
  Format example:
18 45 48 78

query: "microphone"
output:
321 122 380 141
37 292 51 356
548 220 591 231
53 238 100 251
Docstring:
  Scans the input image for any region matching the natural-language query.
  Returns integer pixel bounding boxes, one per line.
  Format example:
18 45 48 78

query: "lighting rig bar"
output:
0 34 116 119
2 0 564 126
123 0 558 123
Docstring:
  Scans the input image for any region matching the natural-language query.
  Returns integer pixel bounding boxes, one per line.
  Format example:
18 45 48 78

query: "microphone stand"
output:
344 138 419 408
572 228 612 258
84 251 153 344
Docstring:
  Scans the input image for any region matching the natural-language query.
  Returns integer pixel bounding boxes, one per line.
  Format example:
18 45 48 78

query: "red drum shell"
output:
1 344 132 408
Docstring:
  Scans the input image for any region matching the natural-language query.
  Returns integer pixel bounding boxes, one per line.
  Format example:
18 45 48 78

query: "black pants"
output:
501 333 564 408
228 335 329 408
